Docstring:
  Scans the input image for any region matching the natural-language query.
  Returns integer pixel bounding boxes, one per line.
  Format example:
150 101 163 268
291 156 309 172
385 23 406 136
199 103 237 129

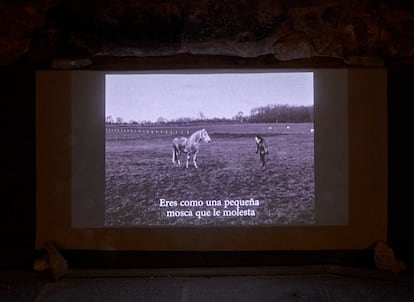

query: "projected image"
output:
105 72 314 226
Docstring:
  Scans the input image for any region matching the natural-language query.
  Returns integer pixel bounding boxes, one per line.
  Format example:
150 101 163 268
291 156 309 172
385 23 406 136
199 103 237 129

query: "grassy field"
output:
105 122 314 226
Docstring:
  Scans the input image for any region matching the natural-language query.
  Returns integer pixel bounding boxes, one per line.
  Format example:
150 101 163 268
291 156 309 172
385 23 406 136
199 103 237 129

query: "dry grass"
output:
105 123 314 226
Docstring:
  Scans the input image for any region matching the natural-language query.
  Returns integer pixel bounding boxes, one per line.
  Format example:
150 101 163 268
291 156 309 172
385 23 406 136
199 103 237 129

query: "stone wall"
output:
1 0 413 69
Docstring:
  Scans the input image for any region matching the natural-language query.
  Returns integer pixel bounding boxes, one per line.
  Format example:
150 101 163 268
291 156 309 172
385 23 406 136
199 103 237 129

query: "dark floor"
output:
1 266 414 302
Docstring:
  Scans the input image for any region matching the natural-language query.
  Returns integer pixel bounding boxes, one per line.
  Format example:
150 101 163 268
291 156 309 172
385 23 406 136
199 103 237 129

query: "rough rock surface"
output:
0 0 413 68
374 241 406 273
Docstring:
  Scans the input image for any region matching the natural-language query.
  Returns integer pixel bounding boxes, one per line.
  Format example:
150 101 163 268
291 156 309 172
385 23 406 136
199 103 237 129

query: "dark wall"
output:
1 70 36 267
388 67 414 266
0 71 36 267
1 66 413 269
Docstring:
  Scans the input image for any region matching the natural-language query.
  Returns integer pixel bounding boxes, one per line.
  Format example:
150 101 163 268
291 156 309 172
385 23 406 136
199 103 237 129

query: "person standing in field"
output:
255 135 269 167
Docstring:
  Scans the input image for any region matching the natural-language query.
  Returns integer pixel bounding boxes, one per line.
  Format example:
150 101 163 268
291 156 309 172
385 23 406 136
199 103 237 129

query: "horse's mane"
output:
189 129 204 141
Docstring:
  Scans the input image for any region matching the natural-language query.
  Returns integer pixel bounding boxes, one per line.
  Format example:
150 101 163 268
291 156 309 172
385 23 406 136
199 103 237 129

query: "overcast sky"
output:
105 72 313 122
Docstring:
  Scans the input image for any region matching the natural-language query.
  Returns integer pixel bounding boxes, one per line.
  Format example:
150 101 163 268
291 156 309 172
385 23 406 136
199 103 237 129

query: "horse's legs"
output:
186 153 190 168
193 151 198 168
177 151 181 167
172 148 181 167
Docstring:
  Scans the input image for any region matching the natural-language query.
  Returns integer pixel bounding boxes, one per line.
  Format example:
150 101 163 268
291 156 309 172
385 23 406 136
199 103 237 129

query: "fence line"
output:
106 127 191 135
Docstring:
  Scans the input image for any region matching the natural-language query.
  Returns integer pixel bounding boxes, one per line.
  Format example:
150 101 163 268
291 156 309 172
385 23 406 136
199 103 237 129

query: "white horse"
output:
172 128 211 168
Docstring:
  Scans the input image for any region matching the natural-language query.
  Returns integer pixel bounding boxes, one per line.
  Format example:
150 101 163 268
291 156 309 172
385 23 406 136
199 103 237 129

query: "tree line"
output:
106 104 314 125
248 104 313 123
